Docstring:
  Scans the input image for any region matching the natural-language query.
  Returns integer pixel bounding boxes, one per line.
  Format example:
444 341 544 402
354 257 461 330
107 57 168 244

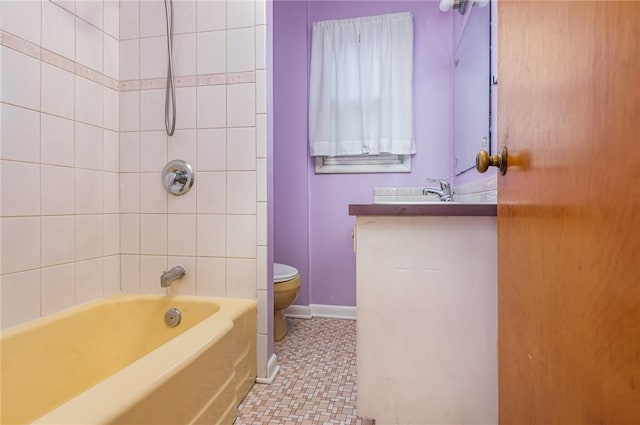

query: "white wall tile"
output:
196 257 225 296
103 254 120 295
255 0 266 26
196 172 226 214
257 289 267 333
196 214 225 257
1 270 41 329
75 214 103 260
119 173 140 213
103 214 120 255
227 83 255 127
226 214 256 258
75 122 103 170
1 161 40 217
41 165 74 215
76 77 103 126
173 0 196 34
104 87 119 131
1 47 40 110
104 35 119 80
197 31 226 75
103 129 119 172
76 17 103 72
140 89 165 131
119 131 140 172
227 171 256 214
257 158 267 201
197 85 226 128
75 257 104 304
227 27 255 72
41 63 74 119
256 333 267 377
41 114 75 166
104 0 119 38
51 0 75 14
173 33 196 77
167 256 196 295
140 36 167 79
256 113 266 158
119 91 140 131
257 201 267 246
119 39 140 80
0 0 41 45
168 214 196 256
227 127 256 171
41 215 75 267
1 217 40 274
257 245 267 289
42 0 75 60
175 87 197 130
140 131 167 172
103 172 119 213
75 169 104 214
139 173 167 213
121 254 140 292
140 214 167 255
120 214 140 254
139 255 167 294
196 0 225 32
0 104 40 163
140 0 165 38
104 0 120 39
256 69 266 113
168 183 196 214
227 0 255 29
168 130 196 166
41 263 76 316
196 128 226 171
120 0 139 40
256 25 266 70
226 258 256 298
76 0 103 30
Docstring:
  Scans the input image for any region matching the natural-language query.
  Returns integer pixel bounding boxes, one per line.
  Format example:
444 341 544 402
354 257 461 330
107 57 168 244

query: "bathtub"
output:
1 294 256 425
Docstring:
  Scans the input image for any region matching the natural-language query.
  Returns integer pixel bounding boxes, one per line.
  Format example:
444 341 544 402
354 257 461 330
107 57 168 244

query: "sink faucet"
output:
423 178 453 202
161 265 185 288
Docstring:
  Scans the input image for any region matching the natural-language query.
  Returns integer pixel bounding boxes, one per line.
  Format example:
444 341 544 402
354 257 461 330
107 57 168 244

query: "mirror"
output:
453 2 492 175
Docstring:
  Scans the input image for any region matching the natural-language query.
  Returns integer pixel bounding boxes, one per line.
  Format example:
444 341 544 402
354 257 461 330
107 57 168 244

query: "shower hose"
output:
164 0 176 136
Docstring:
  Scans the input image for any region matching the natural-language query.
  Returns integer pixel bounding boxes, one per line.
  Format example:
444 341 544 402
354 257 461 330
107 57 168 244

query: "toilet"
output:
273 263 301 341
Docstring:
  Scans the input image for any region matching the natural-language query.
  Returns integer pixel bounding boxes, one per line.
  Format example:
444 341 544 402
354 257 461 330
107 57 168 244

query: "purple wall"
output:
274 0 454 306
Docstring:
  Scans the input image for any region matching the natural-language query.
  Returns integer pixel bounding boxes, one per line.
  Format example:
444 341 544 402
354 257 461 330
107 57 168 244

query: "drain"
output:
165 307 181 327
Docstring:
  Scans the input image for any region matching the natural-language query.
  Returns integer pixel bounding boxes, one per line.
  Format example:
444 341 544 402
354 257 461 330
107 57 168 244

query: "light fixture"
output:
440 0 487 14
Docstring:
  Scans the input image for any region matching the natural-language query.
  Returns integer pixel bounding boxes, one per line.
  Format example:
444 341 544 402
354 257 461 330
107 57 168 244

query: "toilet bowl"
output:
273 263 301 341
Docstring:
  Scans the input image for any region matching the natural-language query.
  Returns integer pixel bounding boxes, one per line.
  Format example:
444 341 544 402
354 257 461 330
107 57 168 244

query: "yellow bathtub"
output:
0 294 256 425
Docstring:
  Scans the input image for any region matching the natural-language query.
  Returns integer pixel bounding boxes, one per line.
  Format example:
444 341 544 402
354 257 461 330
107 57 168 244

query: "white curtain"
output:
309 12 415 157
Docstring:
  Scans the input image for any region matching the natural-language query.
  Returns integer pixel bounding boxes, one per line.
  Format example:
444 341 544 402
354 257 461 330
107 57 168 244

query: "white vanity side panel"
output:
356 216 497 425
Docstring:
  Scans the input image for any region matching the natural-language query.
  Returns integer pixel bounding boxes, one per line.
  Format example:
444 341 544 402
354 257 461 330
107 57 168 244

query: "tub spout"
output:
161 265 185 288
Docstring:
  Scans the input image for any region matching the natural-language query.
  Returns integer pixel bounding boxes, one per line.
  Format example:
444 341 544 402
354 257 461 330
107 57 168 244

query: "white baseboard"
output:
255 354 280 385
283 305 312 319
285 304 356 320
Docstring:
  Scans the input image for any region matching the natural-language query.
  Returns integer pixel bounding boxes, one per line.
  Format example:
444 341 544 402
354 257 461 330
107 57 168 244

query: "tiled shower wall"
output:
117 0 270 376
1 0 269 376
1 0 121 329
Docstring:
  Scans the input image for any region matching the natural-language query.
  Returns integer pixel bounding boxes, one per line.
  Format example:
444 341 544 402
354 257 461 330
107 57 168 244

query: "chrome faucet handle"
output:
426 178 452 195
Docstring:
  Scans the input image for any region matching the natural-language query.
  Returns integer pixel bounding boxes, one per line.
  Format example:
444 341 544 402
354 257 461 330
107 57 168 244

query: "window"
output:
308 12 415 173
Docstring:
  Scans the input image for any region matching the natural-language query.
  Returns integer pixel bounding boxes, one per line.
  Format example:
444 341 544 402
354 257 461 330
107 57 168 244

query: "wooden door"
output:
498 2 640 423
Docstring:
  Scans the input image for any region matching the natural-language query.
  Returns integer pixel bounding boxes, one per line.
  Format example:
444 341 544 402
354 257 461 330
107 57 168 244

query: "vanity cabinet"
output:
352 211 497 425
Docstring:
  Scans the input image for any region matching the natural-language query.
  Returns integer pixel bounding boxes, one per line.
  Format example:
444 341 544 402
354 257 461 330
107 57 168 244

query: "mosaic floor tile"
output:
235 318 369 425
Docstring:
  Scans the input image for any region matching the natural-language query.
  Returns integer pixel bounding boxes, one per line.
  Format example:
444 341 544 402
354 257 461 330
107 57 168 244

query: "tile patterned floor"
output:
235 318 368 425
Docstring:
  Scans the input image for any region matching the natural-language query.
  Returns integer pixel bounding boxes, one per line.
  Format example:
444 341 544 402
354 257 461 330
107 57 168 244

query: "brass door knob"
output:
476 146 508 175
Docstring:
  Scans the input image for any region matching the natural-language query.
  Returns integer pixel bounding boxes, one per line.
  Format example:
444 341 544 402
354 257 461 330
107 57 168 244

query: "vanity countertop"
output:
348 203 497 217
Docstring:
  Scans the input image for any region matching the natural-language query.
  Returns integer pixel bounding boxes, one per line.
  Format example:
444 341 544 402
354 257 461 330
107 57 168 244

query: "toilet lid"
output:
274 263 299 283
